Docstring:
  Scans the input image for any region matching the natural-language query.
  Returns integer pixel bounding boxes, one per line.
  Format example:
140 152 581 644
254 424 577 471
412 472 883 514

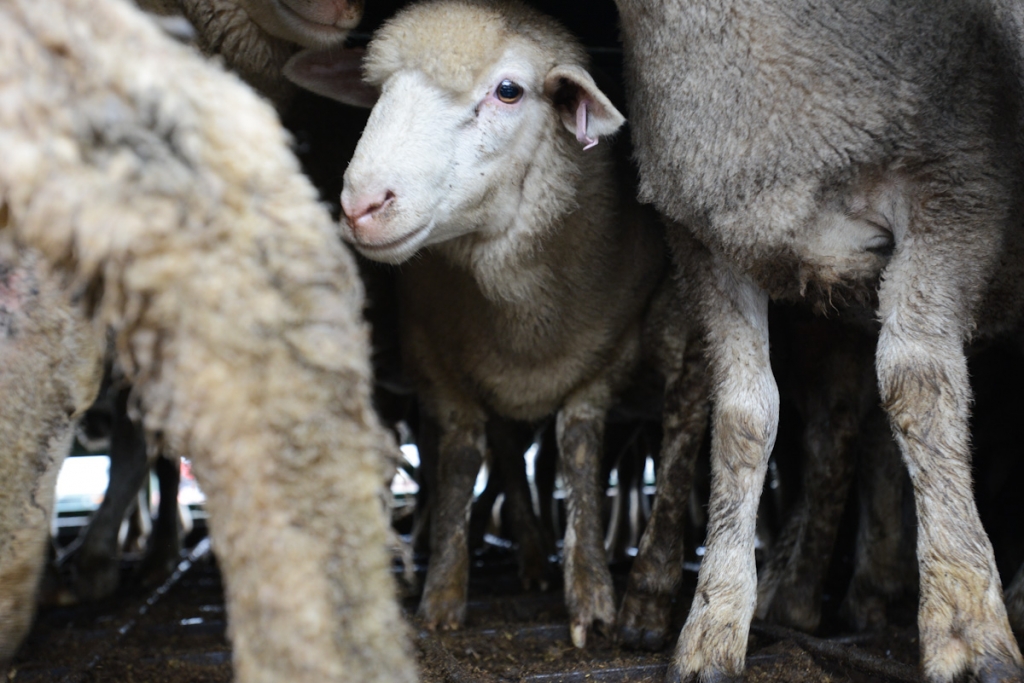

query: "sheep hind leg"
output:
417 408 486 630
138 454 182 588
619 334 709 651
755 319 871 633
71 384 149 602
669 262 778 683
558 393 616 649
876 238 1022 682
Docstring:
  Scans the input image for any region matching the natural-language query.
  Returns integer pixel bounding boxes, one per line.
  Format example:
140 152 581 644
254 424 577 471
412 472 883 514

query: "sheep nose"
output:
342 190 395 239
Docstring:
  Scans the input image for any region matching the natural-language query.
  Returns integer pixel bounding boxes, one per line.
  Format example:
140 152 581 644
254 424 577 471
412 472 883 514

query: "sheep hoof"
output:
618 624 666 652
764 586 820 633
664 666 738 683
571 622 588 649
975 658 1024 683
517 539 552 593
617 589 670 651
568 574 616 649
417 592 466 632
839 589 887 633
71 556 121 602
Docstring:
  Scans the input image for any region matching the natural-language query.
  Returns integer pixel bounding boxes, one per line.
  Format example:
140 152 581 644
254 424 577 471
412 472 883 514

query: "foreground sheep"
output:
52 0 368 610
0 1 415 681
616 0 1024 681
286 0 708 648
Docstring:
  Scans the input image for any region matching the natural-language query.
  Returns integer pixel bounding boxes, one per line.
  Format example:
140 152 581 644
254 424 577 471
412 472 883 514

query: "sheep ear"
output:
283 47 379 109
543 64 625 150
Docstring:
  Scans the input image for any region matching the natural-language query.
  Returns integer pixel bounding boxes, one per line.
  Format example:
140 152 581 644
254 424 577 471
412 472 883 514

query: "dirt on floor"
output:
9 539 951 683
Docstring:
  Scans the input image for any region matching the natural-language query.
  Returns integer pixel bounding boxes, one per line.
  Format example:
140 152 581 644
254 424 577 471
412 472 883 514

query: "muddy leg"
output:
418 406 486 630
558 391 616 648
489 419 552 590
756 320 872 632
841 404 916 631
671 260 778 683
139 454 182 587
620 336 709 651
71 385 149 601
876 235 1022 681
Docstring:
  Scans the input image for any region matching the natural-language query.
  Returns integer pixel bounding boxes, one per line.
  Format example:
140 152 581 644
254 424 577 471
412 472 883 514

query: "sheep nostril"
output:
342 190 396 238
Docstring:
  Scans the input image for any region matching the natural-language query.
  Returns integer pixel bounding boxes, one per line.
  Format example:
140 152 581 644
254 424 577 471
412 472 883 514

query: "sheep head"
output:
285 0 625 265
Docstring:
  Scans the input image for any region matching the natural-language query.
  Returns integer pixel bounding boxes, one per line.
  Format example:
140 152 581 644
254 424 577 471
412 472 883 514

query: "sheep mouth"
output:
271 0 355 45
353 224 429 260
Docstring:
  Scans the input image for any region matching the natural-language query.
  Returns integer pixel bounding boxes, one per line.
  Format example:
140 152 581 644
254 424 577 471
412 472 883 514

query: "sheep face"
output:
237 0 361 48
343 50 567 263
285 0 625 265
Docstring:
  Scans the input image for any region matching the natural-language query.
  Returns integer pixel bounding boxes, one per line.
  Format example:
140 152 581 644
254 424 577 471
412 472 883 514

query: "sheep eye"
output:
496 79 523 103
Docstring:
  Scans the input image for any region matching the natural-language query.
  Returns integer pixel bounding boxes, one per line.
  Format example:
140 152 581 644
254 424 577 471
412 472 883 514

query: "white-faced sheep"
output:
285 0 709 648
0 1 415 681
616 0 1024 681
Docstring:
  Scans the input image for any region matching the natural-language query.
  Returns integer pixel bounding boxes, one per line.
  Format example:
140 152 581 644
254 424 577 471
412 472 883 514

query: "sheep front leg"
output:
488 419 552 590
558 389 616 649
671 260 778 683
876 246 1023 682
619 334 709 651
418 407 486 630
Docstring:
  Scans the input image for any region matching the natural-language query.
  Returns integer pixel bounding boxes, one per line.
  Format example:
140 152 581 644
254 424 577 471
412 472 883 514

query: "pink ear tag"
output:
576 101 598 150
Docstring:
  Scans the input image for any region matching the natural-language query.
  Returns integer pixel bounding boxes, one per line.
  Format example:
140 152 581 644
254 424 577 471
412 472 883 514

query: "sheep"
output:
0 0 416 681
59 0 368 599
0 243 103 670
284 0 709 648
614 0 1024 680
136 0 364 108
